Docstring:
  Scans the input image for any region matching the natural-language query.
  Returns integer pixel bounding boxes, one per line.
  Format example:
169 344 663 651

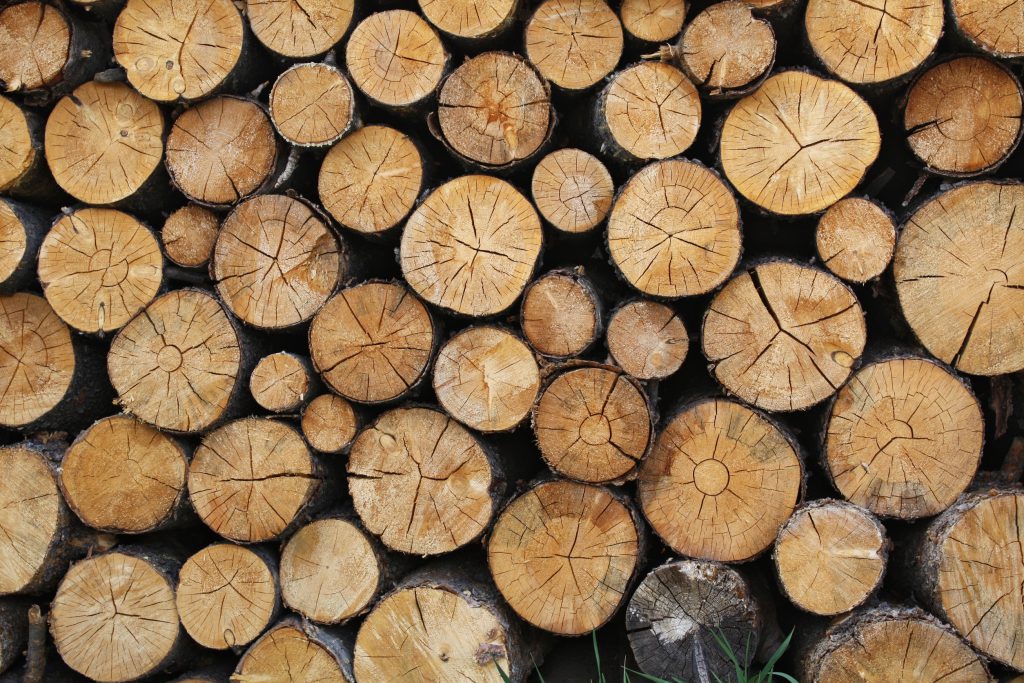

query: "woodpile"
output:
1 0 1024 681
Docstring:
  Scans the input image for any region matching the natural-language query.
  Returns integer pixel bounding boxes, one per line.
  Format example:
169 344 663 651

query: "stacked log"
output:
2 1 1024 682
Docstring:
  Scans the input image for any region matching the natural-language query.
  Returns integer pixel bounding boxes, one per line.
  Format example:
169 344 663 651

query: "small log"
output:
318 125 425 236
626 559 766 683
530 148 614 235
0 96 53 202
0 600 29 675
720 70 880 215
161 204 219 270
911 487 1024 671
250 352 318 413
247 0 353 59
309 281 437 404
488 480 643 635
44 81 164 207
113 0 248 102
107 288 252 433
176 543 280 650
533 365 653 483
619 0 687 45
232 617 354 682
824 357 983 519
435 52 552 169
638 398 803 562
702 260 866 412
213 194 346 330
0 197 48 294
59 415 190 534
418 0 519 43
904 56 1023 177
805 0 943 88
950 0 1024 59
400 175 542 317
188 417 325 543
520 269 601 359
269 62 356 148
524 0 623 93
606 300 688 381
37 207 163 335
893 180 1024 376
50 547 186 682
798 605 992 682
165 96 281 206
301 394 358 454
773 499 888 616
345 10 447 111
815 196 895 284
348 406 502 555
607 159 741 298
433 325 541 433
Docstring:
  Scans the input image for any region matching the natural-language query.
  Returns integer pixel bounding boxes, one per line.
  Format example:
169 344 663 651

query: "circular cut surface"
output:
280 518 379 623
0 293 74 428
214 194 343 329
525 0 623 91
0 2 69 91
535 367 652 483
348 407 494 555
806 0 943 85
520 272 600 358
38 208 163 334
189 418 317 542
826 358 983 519
0 200 25 282
531 148 614 233
250 353 309 412
703 261 866 412
346 10 445 107
51 552 178 682
438 52 551 166
0 97 33 191
419 0 514 37
46 81 163 204
905 57 1023 176
310 282 435 403
620 0 686 41
162 204 219 268
604 62 700 160
247 0 353 58
166 97 277 205
301 394 358 453
607 301 688 380
401 175 542 316
61 416 186 533
608 160 741 298
0 446 60 594
433 326 540 432
271 64 353 146
108 289 240 433
951 0 1024 58
721 71 880 215
639 399 802 561
319 126 422 234
681 1 774 95
894 182 1024 375
355 585 510 682
816 197 895 283
489 480 639 634
236 624 348 682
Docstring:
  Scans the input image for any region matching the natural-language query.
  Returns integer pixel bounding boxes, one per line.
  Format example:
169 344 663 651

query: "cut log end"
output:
0 200 29 288
60 415 187 534
773 500 887 615
904 56 1024 177
0 2 70 93
161 204 220 269
177 544 278 650
520 271 600 358
488 480 641 634
348 407 497 555
721 71 880 215
437 52 551 167
639 398 802 562
619 0 686 43
234 620 353 682
531 148 613 234
247 0 353 58
0 96 35 193
608 159 741 298
108 289 242 433
703 261 866 412
433 326 540 432
525 0 623 92
301 394 358 454
418 0 517 39
815 197 895 283
0 445 64 595
534 366 652 483
189 418 321 543
951 0 1024 59
270 63 355 147
678 1 775 98
401 175 542 317
250 352 313 413
606 300 688 380
309 282 436 404
45 81 163 205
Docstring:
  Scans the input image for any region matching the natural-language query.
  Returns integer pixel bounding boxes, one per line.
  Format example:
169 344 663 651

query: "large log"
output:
269 63 356 149
524 0 623 93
